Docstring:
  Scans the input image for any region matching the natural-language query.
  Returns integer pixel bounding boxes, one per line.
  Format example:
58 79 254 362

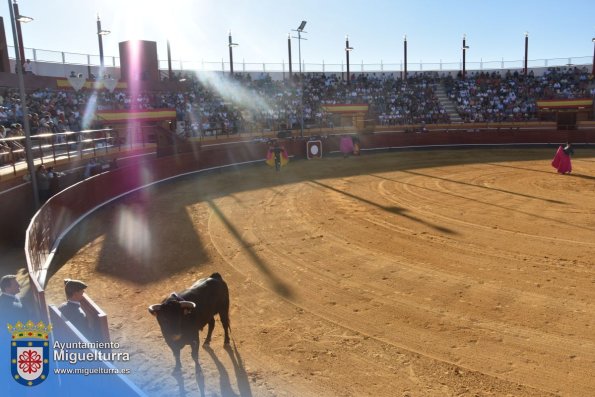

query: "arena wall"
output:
24 126 595 287
0 127 589 326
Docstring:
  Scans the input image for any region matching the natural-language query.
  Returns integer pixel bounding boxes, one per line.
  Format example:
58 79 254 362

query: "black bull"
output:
148 273 231 370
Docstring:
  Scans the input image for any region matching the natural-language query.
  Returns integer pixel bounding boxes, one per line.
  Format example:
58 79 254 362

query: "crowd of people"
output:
0 66 593 150
445 67 594 122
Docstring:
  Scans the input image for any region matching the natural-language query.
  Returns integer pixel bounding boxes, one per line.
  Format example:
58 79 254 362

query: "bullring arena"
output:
39 145 595 397
1 13 595 395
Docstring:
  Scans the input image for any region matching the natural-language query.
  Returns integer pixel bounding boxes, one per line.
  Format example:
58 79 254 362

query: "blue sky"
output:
1 0 594 70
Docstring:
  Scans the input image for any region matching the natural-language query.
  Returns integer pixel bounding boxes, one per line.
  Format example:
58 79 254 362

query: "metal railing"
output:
9 45 592 74
163 57 593 74
0 127 157 179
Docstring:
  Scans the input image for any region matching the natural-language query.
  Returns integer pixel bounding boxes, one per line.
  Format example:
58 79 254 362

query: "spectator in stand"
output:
23 59 33 75
0 125 11 161
7 123 25 158
0 67 591 139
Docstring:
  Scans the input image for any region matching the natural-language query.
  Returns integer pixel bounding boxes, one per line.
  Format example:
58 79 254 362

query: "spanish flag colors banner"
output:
56 78 128 91
536 98 592 109
321 104 369 113
95 109 176 124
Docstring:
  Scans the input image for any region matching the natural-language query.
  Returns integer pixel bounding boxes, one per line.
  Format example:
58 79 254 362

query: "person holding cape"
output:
551 143 573 174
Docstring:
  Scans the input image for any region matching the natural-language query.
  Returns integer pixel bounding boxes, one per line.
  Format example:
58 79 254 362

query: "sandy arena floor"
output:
45 148 595 397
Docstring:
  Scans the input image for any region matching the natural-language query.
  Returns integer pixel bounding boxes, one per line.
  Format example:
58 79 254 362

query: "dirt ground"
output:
44 148 595 397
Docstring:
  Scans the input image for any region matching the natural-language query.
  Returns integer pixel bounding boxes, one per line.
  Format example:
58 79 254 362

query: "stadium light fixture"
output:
16 14 32 23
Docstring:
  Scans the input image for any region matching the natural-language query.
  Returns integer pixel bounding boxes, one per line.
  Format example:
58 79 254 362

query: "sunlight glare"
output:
196 72 273 115
116 206 152 262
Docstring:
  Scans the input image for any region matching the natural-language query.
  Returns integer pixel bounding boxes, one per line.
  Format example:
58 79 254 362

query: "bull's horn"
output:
170 292 181 300
148 304 162 315
179 301 196 310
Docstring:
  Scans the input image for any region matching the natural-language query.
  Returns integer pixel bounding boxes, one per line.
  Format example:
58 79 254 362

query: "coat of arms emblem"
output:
8 320 52 386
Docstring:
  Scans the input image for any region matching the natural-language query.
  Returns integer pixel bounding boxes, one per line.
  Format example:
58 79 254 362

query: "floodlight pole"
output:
298 29 303 137
591 38 595 76
345 35 352 83
297 30 303 74
12 0 25 64
8 0 38 209
293 21 307 137
287 33 292 78
229 31 234 75
403 35 408 81
167 39 173 80
97 16 105 68
462 34 469 79
524 32 529 76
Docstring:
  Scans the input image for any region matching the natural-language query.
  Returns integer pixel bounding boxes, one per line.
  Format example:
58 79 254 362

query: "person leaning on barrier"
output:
47 166 64 196
58 279 92 338
36 164 51 203
0 275 28 323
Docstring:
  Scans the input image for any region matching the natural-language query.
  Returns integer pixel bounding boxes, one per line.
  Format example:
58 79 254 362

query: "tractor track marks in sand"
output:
49 149 595 397
204 169 593 395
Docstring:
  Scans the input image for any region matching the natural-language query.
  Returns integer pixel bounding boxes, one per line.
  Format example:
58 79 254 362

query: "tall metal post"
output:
345 35 350 83
524 32 529 75
12 1 25 64
462 34 468 79
298 29 303 136
591 38 594 76
97 15 105 68
167 40 173 80
228 31 234 75
404 35 408 81
8 0 38 209
287 33 292 78
298 30 302 75
293 21 307 137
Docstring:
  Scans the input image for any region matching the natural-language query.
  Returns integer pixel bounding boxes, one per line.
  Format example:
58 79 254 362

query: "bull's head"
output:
148 293 196 342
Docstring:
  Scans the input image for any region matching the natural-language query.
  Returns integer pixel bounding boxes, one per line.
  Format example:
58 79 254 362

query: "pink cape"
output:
340 136 354 155
551 146 572 174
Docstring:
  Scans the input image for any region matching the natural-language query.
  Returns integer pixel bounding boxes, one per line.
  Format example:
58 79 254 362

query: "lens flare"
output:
116 206 151 262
